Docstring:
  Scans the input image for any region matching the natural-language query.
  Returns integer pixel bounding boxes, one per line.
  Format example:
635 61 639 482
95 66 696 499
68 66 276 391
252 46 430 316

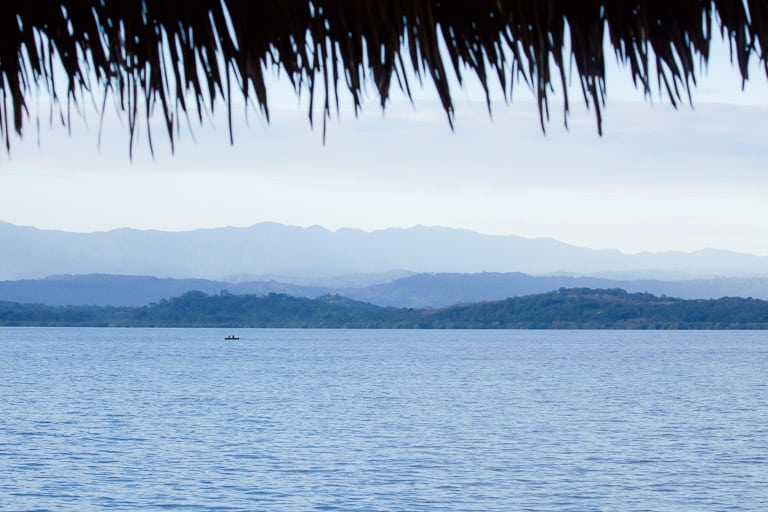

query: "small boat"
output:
225 335 240 340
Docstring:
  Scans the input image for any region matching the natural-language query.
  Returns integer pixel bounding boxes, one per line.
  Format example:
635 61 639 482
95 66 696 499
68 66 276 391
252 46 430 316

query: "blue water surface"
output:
0 328 766 511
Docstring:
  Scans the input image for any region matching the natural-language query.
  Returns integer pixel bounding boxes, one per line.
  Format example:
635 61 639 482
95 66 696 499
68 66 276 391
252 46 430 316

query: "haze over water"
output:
1 328 766 511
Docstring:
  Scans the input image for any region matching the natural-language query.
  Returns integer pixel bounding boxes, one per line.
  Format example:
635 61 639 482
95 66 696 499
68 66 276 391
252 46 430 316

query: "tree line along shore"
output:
2 288 768 329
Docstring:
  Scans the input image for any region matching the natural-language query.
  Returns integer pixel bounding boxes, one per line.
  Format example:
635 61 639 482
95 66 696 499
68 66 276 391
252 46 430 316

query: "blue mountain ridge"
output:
2 221 767 281
1 272 766 308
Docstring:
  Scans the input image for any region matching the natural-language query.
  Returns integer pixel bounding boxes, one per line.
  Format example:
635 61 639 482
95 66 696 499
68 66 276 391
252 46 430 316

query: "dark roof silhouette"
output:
2 1 766 153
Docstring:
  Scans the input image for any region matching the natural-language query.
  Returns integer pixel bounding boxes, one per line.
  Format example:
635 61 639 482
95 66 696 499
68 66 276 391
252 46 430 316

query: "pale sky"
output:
1 37 767 256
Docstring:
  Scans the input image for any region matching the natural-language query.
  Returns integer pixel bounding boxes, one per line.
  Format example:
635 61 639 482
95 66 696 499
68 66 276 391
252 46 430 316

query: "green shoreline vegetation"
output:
2 288 768 329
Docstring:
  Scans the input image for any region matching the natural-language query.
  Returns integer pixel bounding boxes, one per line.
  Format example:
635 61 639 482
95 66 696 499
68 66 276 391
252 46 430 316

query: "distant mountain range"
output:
2 220 768 281
2 272 767 308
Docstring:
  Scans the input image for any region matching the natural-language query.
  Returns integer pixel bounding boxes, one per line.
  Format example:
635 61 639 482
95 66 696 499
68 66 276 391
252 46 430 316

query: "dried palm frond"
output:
1 1 766 155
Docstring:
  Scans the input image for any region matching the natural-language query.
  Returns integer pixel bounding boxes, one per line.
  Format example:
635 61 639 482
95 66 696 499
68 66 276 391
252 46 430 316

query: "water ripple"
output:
1 328 766 511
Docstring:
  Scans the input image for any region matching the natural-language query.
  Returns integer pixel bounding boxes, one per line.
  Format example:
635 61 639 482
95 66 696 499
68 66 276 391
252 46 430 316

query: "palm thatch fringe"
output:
1 1 766 154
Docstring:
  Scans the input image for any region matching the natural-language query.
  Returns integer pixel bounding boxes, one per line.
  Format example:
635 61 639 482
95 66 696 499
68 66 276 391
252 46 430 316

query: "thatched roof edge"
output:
1 1 766 154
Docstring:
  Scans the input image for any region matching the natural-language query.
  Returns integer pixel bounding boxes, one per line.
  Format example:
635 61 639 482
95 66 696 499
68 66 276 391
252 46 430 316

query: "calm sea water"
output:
1 328 766 511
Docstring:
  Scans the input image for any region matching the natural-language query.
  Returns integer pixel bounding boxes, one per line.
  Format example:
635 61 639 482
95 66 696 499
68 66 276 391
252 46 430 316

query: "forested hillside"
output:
2 288 768 329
